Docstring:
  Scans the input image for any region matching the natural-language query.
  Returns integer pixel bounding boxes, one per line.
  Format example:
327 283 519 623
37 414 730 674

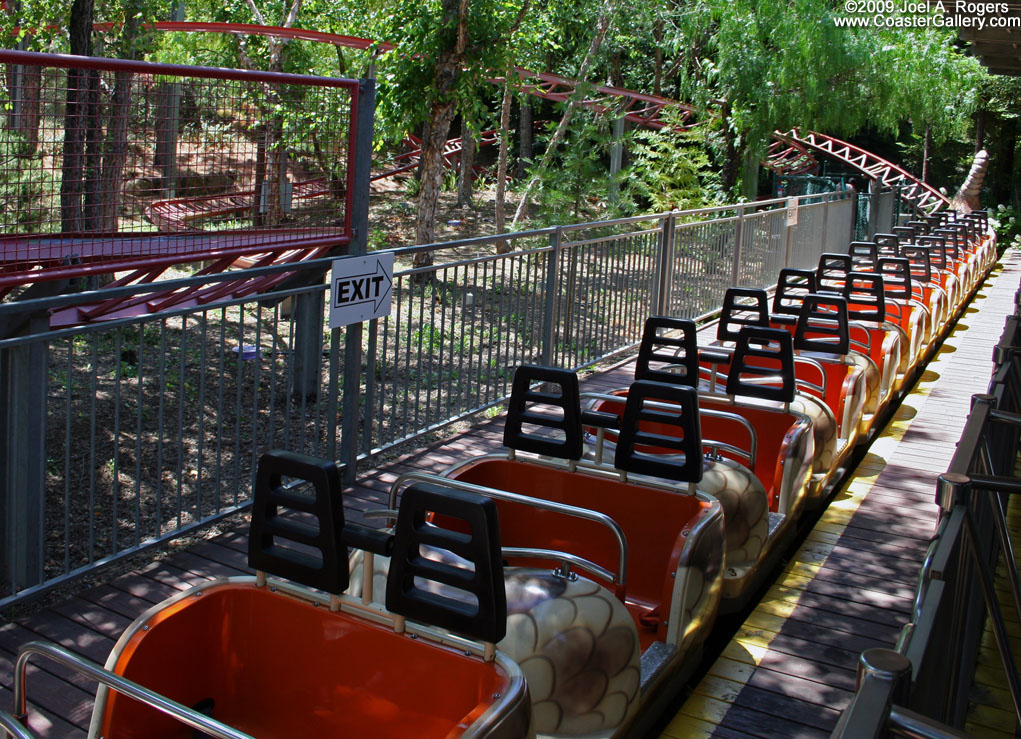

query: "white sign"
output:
329 253 394 328
786 197 800 226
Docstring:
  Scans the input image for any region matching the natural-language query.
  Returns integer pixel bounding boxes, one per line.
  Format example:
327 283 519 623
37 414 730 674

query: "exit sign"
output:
329 253 394 328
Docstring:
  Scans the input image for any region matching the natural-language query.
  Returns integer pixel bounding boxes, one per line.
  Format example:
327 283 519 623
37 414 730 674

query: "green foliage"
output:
526 109 614 223
622 116 724 213
0 129 58 234
993 204 1020 244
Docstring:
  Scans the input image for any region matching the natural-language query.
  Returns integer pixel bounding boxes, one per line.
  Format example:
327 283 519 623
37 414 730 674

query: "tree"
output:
373 0 527 270
670 0 985 198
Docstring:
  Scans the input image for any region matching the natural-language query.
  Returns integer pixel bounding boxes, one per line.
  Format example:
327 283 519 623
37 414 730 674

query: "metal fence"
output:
0 190 857 607
831 291 1021 738
0 49 360 292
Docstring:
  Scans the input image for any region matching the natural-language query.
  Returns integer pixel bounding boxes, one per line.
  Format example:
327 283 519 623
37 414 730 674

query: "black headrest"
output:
504 365 582 460
817 253 852 293
719 287 769 343
892 226 915 243
636 316 699 387
933 228 961 255
848 241 878 269
843 271 886 323
917 235 948 269
873 233 900 257
905 219 930 236
964 211 988 231
249 450 349 594
613 380 703 483
795 294 849 355
386 482 506 644
726 326 796 403
773 268 817 316
877 257 912 301
900 245 933 282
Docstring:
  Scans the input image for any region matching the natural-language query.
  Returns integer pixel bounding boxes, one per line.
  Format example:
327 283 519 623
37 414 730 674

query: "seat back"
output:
726 326 796 403
614 380 703 483
795 293 850 356
635 316 699 387
249 450 349 595
504 365 582 460
877 257 913 302
387 483 507 644
719 287 769 343
817 253 852 293
843 272 887 324
773 268 817 316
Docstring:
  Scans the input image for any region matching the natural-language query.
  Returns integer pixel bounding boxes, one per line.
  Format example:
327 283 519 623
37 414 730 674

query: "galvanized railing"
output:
832 288 1021 738
0 190 858 607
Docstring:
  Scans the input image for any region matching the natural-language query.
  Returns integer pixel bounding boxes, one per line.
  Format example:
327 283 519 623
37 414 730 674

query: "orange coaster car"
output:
13 451 531 739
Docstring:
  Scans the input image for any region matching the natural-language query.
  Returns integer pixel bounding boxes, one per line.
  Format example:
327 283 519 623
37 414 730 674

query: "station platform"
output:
0 250 1017 737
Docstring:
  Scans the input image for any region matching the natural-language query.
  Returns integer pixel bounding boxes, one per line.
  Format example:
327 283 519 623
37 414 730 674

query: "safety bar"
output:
389 471 629 590
14 641 254 739
580 391 757 469
0 710 35 739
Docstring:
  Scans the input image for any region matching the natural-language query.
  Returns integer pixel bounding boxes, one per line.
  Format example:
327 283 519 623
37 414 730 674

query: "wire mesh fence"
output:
0 49 358 293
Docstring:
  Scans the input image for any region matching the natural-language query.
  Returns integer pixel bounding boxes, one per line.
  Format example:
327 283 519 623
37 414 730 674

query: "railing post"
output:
0 314 49 596
655 213 675 316
731 205 746 286
820 193 831 255
783 200 795 268
831 648 912 738
291 291 325 403
339 77 375 485
540 228 562 367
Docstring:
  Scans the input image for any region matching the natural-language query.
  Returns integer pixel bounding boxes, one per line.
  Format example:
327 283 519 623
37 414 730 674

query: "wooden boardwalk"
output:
663 250 1021 738
1 250 1017 737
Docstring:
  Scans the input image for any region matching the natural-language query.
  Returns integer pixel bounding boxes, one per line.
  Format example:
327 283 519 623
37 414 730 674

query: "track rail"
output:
774 129 950 213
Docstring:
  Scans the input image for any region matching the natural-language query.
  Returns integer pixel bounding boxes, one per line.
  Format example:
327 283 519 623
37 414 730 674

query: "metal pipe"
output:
14 642 254 739
389 471 629 590
0 710 35 739
888 706 972 739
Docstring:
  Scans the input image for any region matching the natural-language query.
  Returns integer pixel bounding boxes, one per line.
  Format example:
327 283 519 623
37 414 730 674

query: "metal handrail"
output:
580 390 758 468
389 471 629 590
14 642 254 739
0 711 35 739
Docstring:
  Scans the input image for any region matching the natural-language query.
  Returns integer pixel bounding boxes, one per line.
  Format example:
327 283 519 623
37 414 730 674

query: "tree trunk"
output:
60 0 94 233
653 19 664 97
720 102 740 196
456 115 475 208
510 0 614 229
97 70 133 232
412 0 469 271
515 97 532 179
7 64 41 154
413 96 458 269
495 78 513 252
921 125 931 184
